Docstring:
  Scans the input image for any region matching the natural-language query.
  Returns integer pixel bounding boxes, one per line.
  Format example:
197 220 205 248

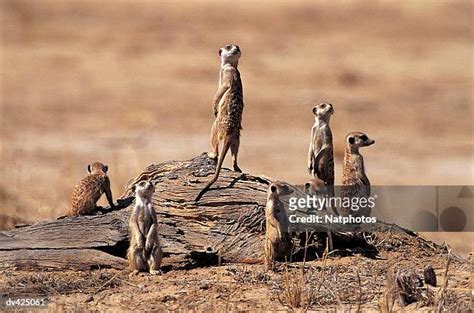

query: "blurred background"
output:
1 1 472 255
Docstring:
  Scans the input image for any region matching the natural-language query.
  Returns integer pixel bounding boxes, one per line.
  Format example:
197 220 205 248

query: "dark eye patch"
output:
360 135 368 141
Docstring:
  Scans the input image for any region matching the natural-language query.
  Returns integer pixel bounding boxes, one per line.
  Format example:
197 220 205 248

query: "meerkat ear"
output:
304 182 311 192
312 106 318 115
348 137 355 144
131 184 136 193
236 45 240 51
270 185 277 193
87 164 92 173
103 165 108 173
218 48 222 56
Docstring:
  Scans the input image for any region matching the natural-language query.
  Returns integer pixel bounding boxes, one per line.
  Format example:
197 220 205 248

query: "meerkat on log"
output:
304 178 334 251
340 131 375 217
128 180 163 275
67 161 115 217
265 181 293 271
195 44 244 202
308 102 335 192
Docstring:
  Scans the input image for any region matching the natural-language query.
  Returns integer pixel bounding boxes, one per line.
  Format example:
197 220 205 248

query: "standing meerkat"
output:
195 44 244 202
67 161 115 217
128 180 163 275
340 131 375 217
308 102 335 196
304 178 334 251
265 181 293 271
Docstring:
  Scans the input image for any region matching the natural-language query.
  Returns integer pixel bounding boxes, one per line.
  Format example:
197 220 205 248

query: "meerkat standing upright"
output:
340 131 375 217
265 181 293 271
195 44 244 202
128 180 163 275
304 178 334 250
67 161 115 217
308 102 335 194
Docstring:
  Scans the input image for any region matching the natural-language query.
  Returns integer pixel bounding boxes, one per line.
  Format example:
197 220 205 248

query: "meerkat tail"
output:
195 138 232 203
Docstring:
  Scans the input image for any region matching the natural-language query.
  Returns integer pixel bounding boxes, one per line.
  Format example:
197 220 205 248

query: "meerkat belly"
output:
218 86 243 132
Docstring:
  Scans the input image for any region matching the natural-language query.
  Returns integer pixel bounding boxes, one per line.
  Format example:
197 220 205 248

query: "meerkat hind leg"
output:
230 135 242 172
148 247 162 275
208 122 219 160
131 249 147 273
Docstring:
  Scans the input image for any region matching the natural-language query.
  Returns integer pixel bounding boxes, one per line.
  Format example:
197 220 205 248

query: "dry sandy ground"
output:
1 238 472 311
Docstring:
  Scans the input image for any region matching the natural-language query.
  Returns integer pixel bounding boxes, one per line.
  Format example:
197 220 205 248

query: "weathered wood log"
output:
0 153 422 271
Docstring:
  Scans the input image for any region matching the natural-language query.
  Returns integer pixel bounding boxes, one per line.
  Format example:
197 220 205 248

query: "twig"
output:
436 249 451 312
355 269 362 313
92 273 119 296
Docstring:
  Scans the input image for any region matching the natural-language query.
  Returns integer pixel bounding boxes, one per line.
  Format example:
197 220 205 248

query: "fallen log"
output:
0 153 441 271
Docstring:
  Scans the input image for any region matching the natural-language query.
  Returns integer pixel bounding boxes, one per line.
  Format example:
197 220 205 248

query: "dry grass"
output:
0 0 472 255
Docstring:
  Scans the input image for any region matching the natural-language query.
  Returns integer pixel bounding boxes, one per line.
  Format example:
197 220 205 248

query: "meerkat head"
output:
268 181 293 199
219 44 241 65
87 161 108 174
132 180 155 199
304 178 327 195
345 131 375 152
312 102 334 122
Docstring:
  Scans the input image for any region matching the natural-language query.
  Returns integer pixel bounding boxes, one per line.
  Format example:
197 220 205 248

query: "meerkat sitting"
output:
308 102 335 196
340 131 375 217
67 161 115 217
195 44 244 202
128 180 163 275
265 181 293 271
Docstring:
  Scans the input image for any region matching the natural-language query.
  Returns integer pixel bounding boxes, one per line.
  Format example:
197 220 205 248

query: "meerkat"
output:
308 102 335 196
304 178 334 251
128 180 163 275
340 131 375 217
265 181 293 271
67 161 115 217
195 44 244 202
304 178 327 196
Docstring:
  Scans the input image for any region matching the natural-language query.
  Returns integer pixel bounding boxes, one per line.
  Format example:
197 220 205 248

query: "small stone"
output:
423 265 437 287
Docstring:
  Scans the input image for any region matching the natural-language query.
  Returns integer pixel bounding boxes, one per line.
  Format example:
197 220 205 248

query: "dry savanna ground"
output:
0 2 472 308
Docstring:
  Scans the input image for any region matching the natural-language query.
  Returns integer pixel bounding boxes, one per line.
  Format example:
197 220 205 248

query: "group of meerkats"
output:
65 44 375 273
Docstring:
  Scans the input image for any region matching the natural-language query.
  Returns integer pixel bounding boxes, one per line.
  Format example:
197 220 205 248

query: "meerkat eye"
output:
348 137 355 144
360 135 368 141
